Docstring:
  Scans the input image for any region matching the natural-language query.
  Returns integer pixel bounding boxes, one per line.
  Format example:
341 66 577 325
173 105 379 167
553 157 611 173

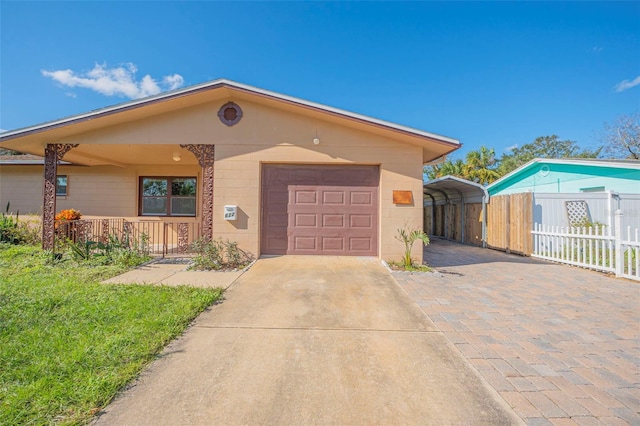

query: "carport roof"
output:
423 175 489 203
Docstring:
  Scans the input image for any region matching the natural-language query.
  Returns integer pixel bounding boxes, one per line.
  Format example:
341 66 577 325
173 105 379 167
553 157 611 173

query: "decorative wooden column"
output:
43 143 78 250
177 223 190 254
180 144 215 240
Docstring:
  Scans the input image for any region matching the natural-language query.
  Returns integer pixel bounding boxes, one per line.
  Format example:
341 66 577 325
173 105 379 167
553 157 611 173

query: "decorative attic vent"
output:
218 102 243 126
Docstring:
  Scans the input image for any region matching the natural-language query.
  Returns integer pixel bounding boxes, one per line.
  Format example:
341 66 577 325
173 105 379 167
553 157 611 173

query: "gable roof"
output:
487 158 640 192
0 79 460 164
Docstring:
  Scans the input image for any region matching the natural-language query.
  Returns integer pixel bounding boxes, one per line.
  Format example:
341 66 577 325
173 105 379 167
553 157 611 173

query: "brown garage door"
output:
261 165 379 256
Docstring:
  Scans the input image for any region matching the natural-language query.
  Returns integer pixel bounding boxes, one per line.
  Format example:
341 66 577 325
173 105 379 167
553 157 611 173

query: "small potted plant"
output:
54 208 82 241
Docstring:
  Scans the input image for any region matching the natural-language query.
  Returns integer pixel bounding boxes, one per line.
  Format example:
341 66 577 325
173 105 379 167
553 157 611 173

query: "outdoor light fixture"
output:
313 138 320 145
172 152 181 162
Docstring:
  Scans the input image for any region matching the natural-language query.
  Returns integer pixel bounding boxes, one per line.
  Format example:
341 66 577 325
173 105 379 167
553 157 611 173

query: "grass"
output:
0 244 223 425
386 261 433 273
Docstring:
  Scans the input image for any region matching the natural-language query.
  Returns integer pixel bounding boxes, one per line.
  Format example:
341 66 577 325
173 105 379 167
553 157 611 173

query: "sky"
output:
1 1 638 159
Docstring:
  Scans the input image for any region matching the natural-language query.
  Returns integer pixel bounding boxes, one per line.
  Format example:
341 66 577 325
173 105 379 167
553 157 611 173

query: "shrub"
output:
54 209 82 221
395 226 430 269
0 202 20 244
67 232 151 267
190 238 253 270
0 202 41 245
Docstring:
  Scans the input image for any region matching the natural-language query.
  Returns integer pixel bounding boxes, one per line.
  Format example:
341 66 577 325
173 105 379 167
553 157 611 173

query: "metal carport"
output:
423 176 490 247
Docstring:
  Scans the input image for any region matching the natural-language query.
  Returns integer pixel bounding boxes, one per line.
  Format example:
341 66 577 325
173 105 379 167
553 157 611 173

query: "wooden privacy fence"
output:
423 202 484 246
486 193 533 255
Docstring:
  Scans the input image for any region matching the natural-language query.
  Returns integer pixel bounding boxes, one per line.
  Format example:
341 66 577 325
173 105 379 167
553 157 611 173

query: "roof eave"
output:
0 79 461 149
487 157 640 192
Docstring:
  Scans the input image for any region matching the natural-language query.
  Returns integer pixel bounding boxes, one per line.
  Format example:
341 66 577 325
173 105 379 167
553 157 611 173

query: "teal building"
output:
488 159 640 196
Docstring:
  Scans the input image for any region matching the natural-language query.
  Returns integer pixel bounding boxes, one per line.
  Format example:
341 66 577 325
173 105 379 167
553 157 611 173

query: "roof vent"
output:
218 102 243 126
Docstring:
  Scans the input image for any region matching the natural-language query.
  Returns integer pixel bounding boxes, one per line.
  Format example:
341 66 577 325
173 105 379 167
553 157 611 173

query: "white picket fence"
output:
531 210 639 281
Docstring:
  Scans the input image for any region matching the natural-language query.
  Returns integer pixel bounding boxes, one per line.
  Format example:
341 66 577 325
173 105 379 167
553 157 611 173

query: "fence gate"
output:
486 193 533 255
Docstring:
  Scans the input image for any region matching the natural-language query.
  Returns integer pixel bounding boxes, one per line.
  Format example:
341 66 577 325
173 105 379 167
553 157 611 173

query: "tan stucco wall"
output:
1 98 427 261
0 164 200 218
0 165 43 214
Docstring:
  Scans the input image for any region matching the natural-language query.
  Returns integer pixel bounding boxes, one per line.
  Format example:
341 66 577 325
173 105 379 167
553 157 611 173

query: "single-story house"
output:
487 158 640 196
0 79 460 260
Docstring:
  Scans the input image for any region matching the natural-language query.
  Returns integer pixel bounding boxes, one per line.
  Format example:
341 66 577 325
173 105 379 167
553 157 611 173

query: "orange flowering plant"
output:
55 209 82 221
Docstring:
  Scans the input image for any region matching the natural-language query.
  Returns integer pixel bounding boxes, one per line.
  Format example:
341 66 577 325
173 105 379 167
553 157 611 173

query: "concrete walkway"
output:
94 256 521 425
393 238 639 426
102 259 244 288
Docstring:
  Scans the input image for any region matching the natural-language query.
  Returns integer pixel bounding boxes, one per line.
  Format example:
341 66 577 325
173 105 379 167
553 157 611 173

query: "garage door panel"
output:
294 213 317 227
293 236 317 251
322 237 344 251
349 214 372 228
350 238 372 251
294 190 317 204
322 214 345 227
350 191 373 205
322 191 345 204
262 165 378 256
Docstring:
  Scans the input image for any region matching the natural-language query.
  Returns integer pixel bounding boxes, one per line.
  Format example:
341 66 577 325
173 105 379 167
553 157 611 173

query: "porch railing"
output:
55 219 201 256
531 210 639 281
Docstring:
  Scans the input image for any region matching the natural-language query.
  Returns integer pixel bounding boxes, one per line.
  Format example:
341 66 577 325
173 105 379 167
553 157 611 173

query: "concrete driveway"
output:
394 238 639 425
94 256 520 425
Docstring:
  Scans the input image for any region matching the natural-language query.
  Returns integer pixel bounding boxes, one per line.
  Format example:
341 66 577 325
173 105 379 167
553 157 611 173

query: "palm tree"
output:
425 158 470 180
464 146 500 185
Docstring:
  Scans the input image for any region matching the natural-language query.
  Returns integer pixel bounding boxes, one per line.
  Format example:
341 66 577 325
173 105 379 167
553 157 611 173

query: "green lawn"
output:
0 244 223 425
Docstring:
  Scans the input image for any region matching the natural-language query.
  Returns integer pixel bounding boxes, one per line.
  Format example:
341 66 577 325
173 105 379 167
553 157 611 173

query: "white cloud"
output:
163 74 184 90
614 75 640 93
0 129 6 134
41 63 185 99
504 144 518 153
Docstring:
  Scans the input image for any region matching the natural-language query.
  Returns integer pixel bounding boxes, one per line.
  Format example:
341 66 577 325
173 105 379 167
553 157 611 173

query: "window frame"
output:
56 175 68 197
139 176 198 217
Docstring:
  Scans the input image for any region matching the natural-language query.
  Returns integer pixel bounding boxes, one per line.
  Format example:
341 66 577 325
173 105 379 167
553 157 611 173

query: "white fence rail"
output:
618 226 640 281
532 210 639 281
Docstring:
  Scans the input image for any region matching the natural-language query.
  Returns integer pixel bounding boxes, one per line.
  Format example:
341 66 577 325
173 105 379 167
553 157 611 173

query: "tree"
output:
497 135 601 176
425 146 500 184
600 112 639 159
425 158 467 180
464 145 500 185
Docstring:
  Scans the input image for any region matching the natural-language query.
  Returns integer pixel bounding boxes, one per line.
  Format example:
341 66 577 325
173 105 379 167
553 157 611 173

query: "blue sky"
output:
1 1 638 159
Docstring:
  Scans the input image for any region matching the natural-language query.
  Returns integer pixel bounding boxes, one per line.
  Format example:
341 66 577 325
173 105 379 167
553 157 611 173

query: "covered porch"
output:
40 142 216 252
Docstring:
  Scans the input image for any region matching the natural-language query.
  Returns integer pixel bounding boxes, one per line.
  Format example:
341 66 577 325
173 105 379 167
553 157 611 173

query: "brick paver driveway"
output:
393 238 639 426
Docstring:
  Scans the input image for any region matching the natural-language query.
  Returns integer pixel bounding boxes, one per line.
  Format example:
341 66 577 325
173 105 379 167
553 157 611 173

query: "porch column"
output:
181 144 215 240
43 143 78 250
